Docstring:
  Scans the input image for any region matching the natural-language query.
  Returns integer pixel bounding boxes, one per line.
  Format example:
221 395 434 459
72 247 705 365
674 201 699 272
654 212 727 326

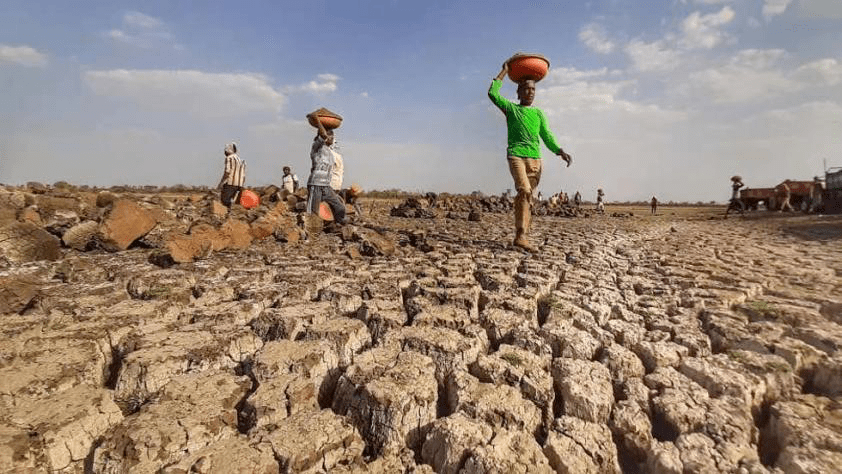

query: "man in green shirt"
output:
489 62 573 252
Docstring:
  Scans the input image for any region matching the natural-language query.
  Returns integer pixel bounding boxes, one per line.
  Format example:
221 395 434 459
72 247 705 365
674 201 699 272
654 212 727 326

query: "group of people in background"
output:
215 110 362 228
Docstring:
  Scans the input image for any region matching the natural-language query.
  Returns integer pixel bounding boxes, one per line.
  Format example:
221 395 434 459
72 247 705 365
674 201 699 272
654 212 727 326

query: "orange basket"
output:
240 189 260 209
318 201 334 221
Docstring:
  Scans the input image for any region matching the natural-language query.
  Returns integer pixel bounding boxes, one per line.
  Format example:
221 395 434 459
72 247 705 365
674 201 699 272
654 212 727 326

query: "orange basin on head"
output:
507 54 550 83
240 189 260 209
309 115 342 130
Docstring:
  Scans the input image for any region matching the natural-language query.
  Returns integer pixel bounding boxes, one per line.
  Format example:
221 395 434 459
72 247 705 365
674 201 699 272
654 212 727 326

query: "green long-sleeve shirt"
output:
488 79 561 159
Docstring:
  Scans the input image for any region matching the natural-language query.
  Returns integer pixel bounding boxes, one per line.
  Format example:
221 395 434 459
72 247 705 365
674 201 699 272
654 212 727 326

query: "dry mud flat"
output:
2 189 842 473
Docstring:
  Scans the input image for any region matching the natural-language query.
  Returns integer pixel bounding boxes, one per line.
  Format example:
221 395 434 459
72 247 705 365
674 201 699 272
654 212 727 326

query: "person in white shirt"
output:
330 145 343 191
281 166 299 193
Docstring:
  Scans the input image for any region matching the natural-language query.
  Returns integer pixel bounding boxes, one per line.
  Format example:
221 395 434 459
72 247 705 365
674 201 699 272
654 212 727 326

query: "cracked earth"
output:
2 188 842 473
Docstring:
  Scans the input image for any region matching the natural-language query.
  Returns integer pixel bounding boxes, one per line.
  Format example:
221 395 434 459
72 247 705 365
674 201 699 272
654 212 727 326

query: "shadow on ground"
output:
781 216 842 241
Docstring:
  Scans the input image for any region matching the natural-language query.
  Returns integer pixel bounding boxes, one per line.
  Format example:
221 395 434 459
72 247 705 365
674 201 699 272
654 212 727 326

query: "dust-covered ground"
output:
1 186 842 473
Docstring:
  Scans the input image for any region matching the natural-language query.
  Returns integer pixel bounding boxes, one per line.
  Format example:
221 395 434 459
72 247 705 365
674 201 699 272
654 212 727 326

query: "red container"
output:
507 53 550 83
308 107 343 130
240 189 260 209
318 201 334 221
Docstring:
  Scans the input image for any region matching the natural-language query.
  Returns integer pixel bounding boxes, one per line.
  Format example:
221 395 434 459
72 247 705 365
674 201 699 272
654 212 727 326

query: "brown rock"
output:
0 221 61 263
333 348 438 455
249 205 289 240
98 200 157 251
16 206 42 225
447 370 543 436
62 220 99 251
300 317 371 366
243 373 318 432
155 233 213 265
469 345 554 419
0 275 40 314
356 227 396 256
421 413 494 474
94 371 250 473
543 416 621 474
460 426 553 473
209 199 228 218
160 436 278 474
386 325 489 384
551 358 614 424
219 218 252 250
95 191 118 207
9 384 123 472
112 324 262 409
252 339 340 406
258 409 364 473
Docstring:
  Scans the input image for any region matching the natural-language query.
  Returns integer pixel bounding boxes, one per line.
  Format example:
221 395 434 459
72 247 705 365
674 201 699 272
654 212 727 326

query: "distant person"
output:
725 177 745 216
779 181 794 212
573 191 581 208
305 112 346 225
329 140 344 192
808 176 824 213
651 196 658 214
337 184 364 217
596 189 605 213
217 142 245 208
281 166 299 193
488 61 573 252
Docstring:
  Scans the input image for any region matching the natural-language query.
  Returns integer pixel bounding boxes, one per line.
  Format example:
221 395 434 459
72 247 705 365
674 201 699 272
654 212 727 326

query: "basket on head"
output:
308 107 343 130
240 189 260 209
731 175 743 182
318 201 334 221
506 53 550 83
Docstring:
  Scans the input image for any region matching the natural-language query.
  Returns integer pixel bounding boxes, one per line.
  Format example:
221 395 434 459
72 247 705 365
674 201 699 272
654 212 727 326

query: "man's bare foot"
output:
513 234 538 253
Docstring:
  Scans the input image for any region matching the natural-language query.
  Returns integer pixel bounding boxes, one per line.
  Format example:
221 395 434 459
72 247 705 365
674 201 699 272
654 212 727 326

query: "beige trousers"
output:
507 156 542 236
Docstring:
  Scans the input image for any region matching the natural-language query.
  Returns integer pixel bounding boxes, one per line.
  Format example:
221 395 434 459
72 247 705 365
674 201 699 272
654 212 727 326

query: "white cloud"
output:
123 11 164 29
104 11 177 49
624 39 682 71
682 49 841 103
579 23 616 54
680 6 736 49
763 0 793 19
0 44 48 67
84 69 286 118
545 67 611 85
794 58 842 86
284 73 341 94
730 48 788 69
686 50 792 103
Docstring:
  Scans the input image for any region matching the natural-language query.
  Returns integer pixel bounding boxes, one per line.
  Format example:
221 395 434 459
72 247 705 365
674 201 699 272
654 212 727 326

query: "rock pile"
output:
1 182 841 473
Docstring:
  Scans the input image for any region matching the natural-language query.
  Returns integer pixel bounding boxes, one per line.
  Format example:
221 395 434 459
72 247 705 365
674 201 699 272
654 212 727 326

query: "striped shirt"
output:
222 154 246 187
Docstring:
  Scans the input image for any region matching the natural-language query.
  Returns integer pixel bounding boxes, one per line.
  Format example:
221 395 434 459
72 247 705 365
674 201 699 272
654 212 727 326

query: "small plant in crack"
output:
500 352 523 367
746 300 779 320
145 285 173 299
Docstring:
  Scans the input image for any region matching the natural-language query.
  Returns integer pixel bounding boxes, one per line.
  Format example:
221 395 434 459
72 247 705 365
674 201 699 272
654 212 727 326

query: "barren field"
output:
2 186 842 473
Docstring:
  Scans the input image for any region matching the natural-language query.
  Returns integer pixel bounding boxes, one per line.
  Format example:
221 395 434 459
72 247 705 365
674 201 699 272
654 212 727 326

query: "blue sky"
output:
1 0 841 201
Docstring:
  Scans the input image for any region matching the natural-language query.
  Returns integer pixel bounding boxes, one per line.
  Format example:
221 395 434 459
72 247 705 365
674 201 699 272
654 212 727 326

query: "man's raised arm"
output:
488 62 512 111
